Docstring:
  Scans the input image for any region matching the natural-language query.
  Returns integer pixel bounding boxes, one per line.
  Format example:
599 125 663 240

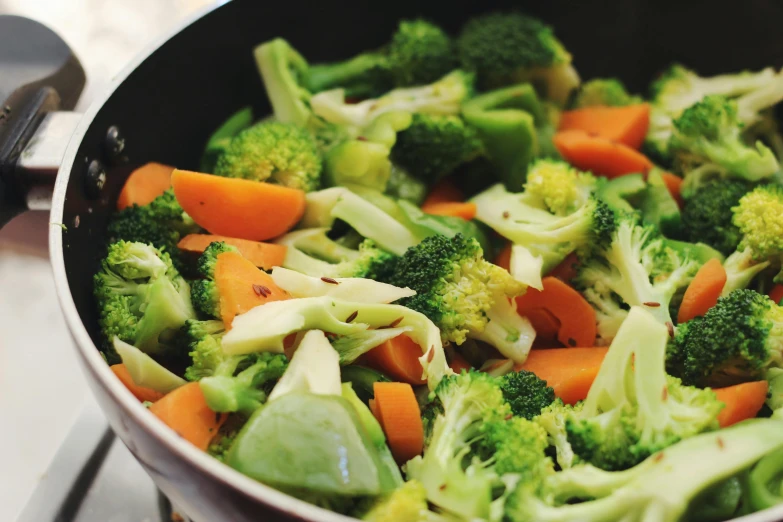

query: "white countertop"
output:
0 1 215 520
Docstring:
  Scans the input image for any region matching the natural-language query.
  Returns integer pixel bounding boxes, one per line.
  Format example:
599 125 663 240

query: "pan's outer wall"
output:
55 0 783 520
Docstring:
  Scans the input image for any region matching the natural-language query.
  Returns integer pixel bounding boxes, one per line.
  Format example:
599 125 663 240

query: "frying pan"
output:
4 0 783 520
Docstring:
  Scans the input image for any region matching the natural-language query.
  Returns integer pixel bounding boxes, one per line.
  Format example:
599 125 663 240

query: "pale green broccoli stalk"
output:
572 78 642 108
220 296 451 389
266 330 341 402
382 234 533 362
721 248 770 297
509 244 545 291
94 241 195 354
457 12 579 105
331 327 413 365
669 95 779 181
254 39 312 127
575 216 698 342
310 70 474 130
405 371 553 519
269 266 414 303
190 241 239 319
306 19 456 98
565 307 722 471
213 121 322 192
505 419 783 522
113 337 186 393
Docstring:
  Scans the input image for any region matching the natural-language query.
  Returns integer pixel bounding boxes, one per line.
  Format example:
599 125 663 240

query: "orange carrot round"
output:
111 364 165 403
215 251 291 327
494 243 512 271
660 172 684 209
516 276 597 347
423 178 464 206
149 382 227 450
514 347 608 405
526 308 561 343
360 335 426 385
677 258 727 323
553 129 654 179
714 381 769 427
421 202 477 221
448 352 473 374
372 382 424 463
178 234 287 270
769 284 783 305
558 104 650 150
171 169 306 241
117 162 174 210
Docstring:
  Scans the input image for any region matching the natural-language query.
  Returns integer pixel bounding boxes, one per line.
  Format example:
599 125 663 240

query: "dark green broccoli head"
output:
214 121 322 191
668 289 783 387
681 179 755 255
388 19 456 87
457 12 569 88
499 370 556 420
182 319 227 381
573 78 642 108
673 94 736 141
391 114 484 184
191 241 239 319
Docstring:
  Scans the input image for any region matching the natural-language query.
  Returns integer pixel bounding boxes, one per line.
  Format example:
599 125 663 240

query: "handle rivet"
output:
84 159 106 199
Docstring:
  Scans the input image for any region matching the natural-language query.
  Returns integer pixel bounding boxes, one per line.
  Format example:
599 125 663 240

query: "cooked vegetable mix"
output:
94 11 783 521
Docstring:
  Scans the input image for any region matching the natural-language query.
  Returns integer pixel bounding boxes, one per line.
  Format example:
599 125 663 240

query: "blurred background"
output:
0 1 216 520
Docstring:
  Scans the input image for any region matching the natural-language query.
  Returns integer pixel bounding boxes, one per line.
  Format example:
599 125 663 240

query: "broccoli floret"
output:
181 319 227 381
405 370 553 519
107 189 199 271
534 399 582 470
307 19 455 98
681 178 755 255
575 215 698 343
384 163 428 205
199 351 288 414
384 234 533 362
670 95 779 180
93 241 195 354
668 289 783 387
457 12 578 104
566 307 722 471
391 114 485 184
573 78 642 108
524 159 598 216
213 121 321 192
360 480 430 522
500 370 556 420
505 419 783 522
734 184 783 277
190 241 239 319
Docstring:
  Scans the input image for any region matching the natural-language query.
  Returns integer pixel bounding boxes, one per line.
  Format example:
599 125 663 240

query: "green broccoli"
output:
199 351 288 414
93 241 195 354
534 399 582 470
575 215 698 342
213 121 322 192
384 163 428 205
190 241 239 319
405 370 553 519
668 289 783 387
572 78 642 108
107 189 199 271
457 12 579 105
391 114 485 184
500 370 556 420
669 95 779 180
566 307 722 471
524 159 598 216
181 319 227 381
505 419 783 522
383 234 533 362
681 178 755 255
200 106 254 173
359 480 430 522
734 184 783 278
306 19 456 98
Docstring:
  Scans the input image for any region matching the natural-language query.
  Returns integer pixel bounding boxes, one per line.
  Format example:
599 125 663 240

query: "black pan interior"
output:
61 0 783 350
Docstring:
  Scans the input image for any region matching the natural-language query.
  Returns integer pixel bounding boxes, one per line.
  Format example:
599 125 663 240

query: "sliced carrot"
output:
448 352 473 374
516 276 597 347
214 251 291 327
178 234 287 270
360 334 426 385
677 258 727 323
514 347 608 405
526 308 561 342
110 364 164 403
421 202 477 221
553 129 654 179
373 382 424 463
148 382 227 451
558 104 650 149
171 169 306 241
423 178 464 206
714 381 769 428
494 242 512 271
117 163 174 210
769 284 783 305
547 252 579 282
660 172 684 209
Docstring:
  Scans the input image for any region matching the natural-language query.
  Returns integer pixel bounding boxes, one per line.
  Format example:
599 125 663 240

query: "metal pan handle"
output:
0 15 85 228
